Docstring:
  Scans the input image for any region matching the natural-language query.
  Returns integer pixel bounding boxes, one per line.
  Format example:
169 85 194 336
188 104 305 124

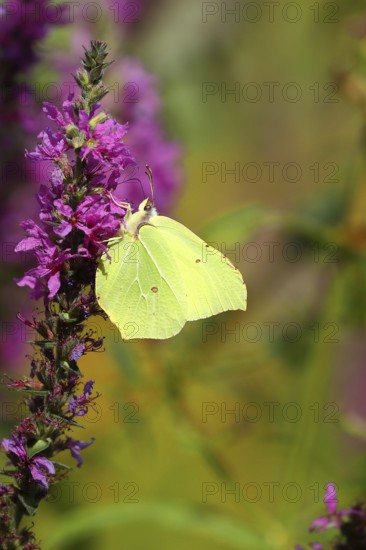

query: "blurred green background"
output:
3 0 366 548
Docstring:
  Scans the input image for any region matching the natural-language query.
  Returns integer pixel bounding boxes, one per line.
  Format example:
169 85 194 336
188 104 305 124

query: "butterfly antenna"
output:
121 169 147 205
145 165 155 205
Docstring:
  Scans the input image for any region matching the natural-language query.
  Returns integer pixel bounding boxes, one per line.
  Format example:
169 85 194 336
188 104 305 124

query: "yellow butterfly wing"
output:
96 214 247 339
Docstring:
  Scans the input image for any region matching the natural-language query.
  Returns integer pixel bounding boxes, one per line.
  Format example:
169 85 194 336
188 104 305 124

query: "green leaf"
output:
27 439 51 459
59 312 78 324
18 493 39 517
60 360 82 376
8 387 49 396
31 340 57 349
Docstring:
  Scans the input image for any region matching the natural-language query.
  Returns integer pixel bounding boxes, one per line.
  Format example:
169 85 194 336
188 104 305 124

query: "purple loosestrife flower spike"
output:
0 41 135 548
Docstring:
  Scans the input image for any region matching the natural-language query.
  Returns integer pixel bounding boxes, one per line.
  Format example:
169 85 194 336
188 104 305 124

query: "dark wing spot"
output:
195 259 201 263
151 287 158 293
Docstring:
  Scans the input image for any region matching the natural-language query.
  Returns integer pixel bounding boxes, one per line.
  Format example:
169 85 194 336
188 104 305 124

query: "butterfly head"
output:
124 197 158 237
123 167 158 237
138 198 158 218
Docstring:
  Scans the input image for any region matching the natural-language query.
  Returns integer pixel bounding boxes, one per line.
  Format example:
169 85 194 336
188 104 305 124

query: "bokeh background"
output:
1 0 366 548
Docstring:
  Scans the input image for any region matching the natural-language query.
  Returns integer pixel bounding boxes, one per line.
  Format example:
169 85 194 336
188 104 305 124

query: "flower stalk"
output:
0 40 134 549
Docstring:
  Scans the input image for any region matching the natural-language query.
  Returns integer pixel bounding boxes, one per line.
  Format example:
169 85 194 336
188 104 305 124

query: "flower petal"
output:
30 457 55 489
324 482 337 515
47 271 61 300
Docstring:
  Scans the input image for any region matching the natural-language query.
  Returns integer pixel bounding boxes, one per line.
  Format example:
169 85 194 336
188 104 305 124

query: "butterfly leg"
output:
105 190 131 211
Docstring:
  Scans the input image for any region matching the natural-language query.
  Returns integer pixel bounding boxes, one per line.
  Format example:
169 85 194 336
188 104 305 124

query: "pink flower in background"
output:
115 58 183 212
0 0 67 131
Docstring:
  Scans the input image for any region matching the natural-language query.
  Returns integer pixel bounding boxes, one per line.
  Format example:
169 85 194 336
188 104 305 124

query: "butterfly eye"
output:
144 202 152 212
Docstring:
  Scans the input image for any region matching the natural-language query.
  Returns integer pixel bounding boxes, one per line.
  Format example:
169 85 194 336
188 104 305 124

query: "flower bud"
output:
89 112 108 129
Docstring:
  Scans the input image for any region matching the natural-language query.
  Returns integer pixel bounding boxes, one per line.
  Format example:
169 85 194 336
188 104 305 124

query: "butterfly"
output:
96 185 247 340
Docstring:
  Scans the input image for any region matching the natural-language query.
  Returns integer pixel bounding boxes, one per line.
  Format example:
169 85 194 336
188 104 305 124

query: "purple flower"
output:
70 343 85 361
310 483 361 533
29 457 56 489
2 434 55 490
39 97 135 177
62 437 95 467
52 194 123 249
68 380 95 417
26 129 68 162
15 239 88 300
81 117 131 166
2 434 27 461
42 101 73 128
43 96 99 130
